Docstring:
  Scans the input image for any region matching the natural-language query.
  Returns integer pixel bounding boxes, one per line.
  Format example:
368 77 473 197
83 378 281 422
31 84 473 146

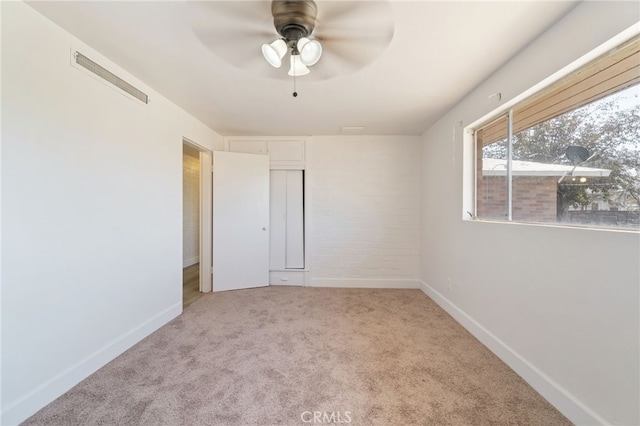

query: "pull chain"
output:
292 56 298 97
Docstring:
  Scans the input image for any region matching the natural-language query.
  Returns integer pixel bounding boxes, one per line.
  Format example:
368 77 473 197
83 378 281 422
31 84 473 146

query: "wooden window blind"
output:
479 35 639 145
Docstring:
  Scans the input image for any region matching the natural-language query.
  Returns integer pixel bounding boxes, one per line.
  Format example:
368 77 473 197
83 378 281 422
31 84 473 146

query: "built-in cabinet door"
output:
268 140 305 163
269 170 304 270
227 138 305 165
228 140 267 155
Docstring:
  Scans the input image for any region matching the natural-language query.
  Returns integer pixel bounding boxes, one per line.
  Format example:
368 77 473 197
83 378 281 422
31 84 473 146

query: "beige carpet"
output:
23 287 571 425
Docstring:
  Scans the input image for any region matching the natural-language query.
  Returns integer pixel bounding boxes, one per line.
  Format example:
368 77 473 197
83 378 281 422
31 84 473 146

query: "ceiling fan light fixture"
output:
288 54 310 76
262 38 287 68
297 37 322 66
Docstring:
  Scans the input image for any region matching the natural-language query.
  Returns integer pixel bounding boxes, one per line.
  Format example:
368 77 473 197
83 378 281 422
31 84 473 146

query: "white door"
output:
199 151 212 293
212 151 269 291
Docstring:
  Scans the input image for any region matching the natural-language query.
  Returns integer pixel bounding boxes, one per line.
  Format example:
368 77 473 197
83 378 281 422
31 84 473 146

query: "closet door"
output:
269 170 304 271
269 171 287 270
285 170 304 268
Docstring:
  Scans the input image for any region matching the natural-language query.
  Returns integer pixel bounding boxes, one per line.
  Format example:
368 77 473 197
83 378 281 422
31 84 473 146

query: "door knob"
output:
262 227 267 231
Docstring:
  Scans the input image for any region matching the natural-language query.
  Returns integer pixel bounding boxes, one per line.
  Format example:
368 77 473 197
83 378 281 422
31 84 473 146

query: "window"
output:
474 35 639 229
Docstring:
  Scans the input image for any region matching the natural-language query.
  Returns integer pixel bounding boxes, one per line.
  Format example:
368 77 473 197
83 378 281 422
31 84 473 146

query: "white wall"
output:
308 136 422 288
182 144 200 267
0 3 223 424
420 2 639 425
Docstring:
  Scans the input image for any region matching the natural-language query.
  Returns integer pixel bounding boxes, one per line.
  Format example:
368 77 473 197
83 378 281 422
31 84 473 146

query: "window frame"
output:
464 27 640 231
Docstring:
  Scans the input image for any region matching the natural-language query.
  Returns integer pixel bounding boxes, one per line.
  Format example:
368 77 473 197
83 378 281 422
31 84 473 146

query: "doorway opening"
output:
182 139 212 307
182 262 200 308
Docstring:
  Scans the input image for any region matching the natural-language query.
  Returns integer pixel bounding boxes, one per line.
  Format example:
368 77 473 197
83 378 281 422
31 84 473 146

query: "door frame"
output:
182 138 212 293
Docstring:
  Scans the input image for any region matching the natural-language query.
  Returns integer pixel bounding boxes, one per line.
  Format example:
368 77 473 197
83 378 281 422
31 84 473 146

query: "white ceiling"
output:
27 0 578 136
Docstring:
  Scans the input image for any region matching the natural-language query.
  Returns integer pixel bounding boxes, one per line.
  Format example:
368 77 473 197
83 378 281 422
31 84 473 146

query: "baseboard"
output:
310 278 420 289
418 281 608 426
183 256 199 268
1 303 182 426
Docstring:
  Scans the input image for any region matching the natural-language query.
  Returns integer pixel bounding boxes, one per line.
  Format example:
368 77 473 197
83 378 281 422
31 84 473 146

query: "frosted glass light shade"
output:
288 55 310 76
262 39 287 68
297 37 322 66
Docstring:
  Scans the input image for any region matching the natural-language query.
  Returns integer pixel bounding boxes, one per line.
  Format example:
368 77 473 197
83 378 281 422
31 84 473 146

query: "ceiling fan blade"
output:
314 1 394 36
312 1 394 76
314 0 363 23
291 1 395 80
308 51 361 79
195 30 273 68
325 39 387 64
189 1 278 70
307 40 382 79
316 28 394 47
189 1 272 34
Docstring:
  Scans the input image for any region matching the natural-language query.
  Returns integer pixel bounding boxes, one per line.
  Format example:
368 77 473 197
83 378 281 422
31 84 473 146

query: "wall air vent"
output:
74 51 149 104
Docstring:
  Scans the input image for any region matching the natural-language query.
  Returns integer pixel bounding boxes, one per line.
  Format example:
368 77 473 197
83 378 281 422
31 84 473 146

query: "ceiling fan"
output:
189 0 394 84
261 0 323 77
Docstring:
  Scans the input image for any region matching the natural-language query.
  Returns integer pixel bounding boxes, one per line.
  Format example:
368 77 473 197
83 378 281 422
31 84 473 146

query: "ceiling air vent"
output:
74 51 149 104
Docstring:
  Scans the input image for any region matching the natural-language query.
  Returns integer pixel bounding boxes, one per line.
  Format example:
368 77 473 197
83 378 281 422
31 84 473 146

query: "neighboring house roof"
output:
482 158 612 177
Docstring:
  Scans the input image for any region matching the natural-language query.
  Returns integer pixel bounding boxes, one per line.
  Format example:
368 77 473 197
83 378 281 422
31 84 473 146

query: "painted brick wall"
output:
183 145 200 266
478 175 558 222
308 136 421 285
513 177 558 222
